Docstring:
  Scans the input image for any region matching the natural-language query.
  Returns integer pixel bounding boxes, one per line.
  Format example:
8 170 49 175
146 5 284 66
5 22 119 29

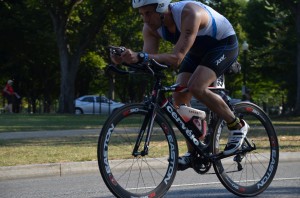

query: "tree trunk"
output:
54 22 80 113
58 61 77 113
296 3 300 115
57 43 80 113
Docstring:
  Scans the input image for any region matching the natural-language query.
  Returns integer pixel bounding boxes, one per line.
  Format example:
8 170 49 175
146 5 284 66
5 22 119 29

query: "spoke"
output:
112 158 136 188
143 157 158 187
142 157 165 178
137 157 147 192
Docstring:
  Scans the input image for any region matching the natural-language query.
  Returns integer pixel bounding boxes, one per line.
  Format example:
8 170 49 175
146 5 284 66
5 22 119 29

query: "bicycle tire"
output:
212 102 279 197
98 103 178 198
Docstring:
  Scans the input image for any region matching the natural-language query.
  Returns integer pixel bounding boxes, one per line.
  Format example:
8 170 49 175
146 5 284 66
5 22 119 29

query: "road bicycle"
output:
97 57 279 197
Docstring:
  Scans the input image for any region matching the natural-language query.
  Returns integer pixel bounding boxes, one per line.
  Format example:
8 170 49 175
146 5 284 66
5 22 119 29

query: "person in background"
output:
3 80 19 113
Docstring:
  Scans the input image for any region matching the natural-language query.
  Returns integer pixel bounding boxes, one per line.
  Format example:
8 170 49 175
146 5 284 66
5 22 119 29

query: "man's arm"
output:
120 4 207 67
142 24 160 54
172 5 204 65
118 24 160 64
147 4 206 68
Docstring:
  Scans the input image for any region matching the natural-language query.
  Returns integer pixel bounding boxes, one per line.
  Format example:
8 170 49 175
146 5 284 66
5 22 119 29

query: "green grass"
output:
0 114 299 166
0 136 98 166
0 114 108 132
0 114 299 133
1 133 299 166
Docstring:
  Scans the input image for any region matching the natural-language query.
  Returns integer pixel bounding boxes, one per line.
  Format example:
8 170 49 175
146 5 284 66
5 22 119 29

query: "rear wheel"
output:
98 103 178 198
212 102 279 197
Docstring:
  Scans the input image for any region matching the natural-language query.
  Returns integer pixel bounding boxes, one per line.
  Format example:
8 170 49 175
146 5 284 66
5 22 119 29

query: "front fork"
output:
132 102 158 157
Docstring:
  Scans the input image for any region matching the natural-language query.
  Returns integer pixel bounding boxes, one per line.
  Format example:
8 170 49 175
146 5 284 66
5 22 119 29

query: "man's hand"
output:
109 46 140 64
109 46 126 64
121 49 139 64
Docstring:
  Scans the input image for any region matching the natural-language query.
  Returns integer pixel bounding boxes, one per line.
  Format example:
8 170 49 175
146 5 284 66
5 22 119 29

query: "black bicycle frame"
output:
131 73 209 157
160 97 209 155
131 72 255 160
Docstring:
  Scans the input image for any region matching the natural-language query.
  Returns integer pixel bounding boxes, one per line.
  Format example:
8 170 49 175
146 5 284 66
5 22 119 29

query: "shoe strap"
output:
228 130 246 140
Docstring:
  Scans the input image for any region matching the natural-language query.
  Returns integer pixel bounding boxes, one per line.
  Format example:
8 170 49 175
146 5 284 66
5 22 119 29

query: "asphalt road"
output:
1 161 299 198
1 128 300 197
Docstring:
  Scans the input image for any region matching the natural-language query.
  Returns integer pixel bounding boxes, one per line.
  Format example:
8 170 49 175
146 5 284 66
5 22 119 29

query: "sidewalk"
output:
1 129 300 180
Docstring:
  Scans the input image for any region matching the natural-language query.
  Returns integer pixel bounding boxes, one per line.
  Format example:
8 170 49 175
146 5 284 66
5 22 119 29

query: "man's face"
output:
139 5 161 30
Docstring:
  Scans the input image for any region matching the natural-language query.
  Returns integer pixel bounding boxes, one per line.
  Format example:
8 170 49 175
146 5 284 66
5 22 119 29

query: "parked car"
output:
75 95 124 115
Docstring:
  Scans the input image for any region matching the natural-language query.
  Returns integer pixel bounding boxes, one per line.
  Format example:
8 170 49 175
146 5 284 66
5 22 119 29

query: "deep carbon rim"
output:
213 102 279 197
98 104 178 198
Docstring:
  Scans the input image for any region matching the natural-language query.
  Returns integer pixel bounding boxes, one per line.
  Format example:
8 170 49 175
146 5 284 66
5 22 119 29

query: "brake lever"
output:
144 63 155 76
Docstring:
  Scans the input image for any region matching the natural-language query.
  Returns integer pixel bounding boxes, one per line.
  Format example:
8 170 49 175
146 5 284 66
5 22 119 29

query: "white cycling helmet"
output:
132 0 171 13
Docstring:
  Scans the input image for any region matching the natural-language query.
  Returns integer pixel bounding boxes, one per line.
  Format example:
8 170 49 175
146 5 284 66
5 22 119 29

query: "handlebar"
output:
107 46 169 77
107 59 168 77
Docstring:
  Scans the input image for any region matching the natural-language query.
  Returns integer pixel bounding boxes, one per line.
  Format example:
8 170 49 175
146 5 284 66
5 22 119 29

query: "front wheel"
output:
97 103 178 198
212 102 279 197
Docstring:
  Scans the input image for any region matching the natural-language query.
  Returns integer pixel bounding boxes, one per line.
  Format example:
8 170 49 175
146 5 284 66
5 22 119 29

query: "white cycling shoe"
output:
223 119 249 155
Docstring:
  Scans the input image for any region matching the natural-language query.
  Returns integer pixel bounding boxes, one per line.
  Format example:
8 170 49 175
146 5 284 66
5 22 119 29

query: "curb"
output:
1 152 299 180
0 161 98 180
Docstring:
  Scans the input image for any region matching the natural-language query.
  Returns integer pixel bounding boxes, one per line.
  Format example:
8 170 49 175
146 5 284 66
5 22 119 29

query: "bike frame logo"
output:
166 105 200 146
257 149 277 189
164 134 176 185
104 123 114 174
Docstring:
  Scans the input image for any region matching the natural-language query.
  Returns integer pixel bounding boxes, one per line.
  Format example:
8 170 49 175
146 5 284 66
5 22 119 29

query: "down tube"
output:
161 101 206 154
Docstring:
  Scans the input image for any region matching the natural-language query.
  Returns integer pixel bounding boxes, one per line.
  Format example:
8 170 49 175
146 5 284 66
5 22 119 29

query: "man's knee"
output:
188 84 207 98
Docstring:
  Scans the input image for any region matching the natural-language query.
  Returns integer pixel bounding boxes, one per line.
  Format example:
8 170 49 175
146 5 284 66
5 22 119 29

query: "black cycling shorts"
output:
179 35 239 77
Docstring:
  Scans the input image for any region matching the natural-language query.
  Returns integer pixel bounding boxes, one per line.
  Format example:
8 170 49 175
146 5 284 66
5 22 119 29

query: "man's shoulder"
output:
171 1 202 9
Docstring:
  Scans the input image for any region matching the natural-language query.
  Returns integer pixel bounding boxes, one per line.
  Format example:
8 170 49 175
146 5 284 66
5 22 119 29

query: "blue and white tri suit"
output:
157 1 239 77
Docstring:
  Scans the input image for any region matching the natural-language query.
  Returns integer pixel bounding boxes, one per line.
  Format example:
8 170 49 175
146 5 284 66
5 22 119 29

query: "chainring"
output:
192 154 212 174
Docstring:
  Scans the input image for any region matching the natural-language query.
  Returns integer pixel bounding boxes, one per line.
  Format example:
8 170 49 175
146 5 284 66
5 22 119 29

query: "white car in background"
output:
75 95 124 115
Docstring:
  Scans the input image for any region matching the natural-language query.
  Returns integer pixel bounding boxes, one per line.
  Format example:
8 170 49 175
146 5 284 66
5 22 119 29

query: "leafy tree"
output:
204 0 248 98
36 0 129 113
1 0 298 115
95 3 146 102
266 0 300 114
0 1 60 113
75 51 107 97
243 0 298 113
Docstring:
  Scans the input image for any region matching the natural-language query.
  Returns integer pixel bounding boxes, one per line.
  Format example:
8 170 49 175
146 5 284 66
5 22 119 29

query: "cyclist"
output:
110 0 249 171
